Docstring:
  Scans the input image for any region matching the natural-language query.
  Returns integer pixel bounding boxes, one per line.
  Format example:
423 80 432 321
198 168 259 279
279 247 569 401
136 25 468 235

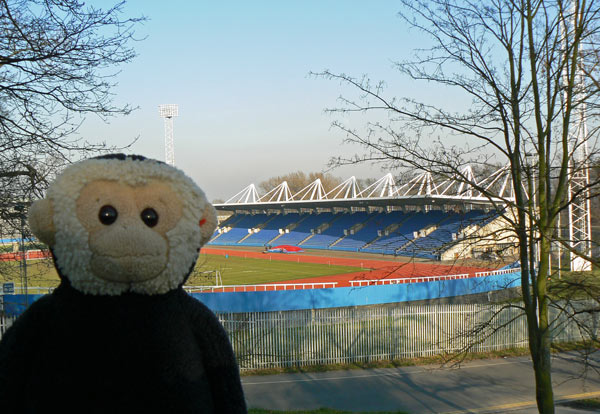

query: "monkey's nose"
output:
117 217 137 230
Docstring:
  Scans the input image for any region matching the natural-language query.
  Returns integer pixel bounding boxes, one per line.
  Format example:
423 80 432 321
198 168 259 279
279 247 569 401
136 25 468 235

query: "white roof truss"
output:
326 176 361 199
225 183 260 204
359 173 398 198
294 178 327 201
259 181 294 202
477 165 514 199
396 172 436 196
436 166 478 197
220 166 516 206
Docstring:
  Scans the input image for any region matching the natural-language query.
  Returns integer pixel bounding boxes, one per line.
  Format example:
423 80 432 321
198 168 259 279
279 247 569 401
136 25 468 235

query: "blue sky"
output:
80 1 422 201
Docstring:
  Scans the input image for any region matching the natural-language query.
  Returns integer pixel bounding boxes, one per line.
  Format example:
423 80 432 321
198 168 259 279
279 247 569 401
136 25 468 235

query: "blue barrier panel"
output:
192 271 521 313
2 294 45 317
1 272 521 316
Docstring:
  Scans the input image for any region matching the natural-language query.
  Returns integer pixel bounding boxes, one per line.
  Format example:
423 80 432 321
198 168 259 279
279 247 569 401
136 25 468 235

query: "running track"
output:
1 248 492 289
201 248 491 288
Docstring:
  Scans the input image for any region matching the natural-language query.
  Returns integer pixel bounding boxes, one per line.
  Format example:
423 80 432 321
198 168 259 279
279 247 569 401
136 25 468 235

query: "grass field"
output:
0 260 58 289
191 253 362 286
0 253 363 289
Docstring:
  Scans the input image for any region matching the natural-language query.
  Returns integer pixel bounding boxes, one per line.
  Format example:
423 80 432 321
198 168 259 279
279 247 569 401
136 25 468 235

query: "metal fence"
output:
184 282 338 293
217 301 599 371
1 301 597 372
0 313 16 336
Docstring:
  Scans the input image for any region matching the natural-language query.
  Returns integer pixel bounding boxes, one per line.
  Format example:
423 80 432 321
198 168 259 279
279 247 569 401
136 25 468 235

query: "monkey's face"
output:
76 179 183 284
28 156 217 296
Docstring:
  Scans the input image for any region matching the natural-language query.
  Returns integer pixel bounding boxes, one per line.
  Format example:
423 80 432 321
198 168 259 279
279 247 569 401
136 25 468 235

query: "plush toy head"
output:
28 154 217 296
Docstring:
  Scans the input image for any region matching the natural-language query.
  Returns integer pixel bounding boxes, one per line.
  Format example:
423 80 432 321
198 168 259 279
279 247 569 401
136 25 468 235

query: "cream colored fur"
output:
29 157 217 296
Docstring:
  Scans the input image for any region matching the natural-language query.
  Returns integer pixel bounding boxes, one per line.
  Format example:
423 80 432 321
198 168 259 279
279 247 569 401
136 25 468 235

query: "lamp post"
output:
9 204 28 306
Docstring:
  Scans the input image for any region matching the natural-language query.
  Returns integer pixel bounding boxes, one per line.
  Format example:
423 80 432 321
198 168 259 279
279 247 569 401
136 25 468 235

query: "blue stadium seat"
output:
209 209 499 258
275 212 336 247
209 213 270 245
242 213 302 246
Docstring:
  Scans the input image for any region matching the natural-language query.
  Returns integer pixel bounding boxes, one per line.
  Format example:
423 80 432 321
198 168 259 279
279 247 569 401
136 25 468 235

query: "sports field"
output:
0 260 58 289
198 248 492 288
190 254 363 286
0 247 491 290
0 252 365 290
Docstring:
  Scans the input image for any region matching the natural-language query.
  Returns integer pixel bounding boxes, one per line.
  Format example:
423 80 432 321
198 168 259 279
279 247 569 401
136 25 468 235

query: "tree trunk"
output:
532 347 554 414
531 237 555 414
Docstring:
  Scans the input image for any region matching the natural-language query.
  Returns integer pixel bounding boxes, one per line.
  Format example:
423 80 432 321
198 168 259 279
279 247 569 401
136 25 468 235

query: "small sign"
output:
2 282 15 294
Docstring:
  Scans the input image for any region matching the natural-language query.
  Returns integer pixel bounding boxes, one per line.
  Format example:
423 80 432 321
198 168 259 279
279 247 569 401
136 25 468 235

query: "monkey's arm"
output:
0 325 25 412
0 304 46 413
186 295 247 414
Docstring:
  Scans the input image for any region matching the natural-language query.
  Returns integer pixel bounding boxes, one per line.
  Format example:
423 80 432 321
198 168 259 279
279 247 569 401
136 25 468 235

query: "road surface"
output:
242 351 600 413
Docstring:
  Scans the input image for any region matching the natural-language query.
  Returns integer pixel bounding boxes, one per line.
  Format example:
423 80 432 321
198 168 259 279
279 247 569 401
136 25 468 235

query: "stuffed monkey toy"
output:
0 154 247 413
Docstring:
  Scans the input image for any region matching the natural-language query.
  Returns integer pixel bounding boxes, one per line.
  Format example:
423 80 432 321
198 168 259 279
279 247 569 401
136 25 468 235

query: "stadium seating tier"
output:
208 209 497 258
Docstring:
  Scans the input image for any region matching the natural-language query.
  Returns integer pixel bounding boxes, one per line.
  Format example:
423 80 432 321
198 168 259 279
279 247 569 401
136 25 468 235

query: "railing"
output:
349 268 521 287
5 269 518 295
185 282 338 293
350 273 470 287
0 314 17 336
475 267 521 277
218 300 598 371
5 283 340 295
3 299 595 372
10 287 54 295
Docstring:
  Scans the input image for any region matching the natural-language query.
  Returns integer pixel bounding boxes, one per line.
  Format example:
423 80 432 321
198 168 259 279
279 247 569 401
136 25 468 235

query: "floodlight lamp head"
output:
159 104 179 118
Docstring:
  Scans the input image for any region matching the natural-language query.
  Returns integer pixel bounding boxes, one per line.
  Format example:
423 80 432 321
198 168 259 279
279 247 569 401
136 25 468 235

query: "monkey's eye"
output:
98 205 118 225
141 208 159 227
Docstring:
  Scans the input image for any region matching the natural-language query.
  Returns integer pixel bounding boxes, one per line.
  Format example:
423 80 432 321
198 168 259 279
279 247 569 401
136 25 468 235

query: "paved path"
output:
242 352 600 413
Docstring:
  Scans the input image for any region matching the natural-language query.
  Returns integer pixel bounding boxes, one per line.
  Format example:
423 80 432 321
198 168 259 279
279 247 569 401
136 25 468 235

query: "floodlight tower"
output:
564 3 592 272
159 104 179 166
567 98 592 271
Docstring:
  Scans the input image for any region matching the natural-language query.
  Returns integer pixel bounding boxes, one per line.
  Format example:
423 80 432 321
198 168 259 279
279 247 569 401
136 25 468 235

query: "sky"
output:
79 1 425 202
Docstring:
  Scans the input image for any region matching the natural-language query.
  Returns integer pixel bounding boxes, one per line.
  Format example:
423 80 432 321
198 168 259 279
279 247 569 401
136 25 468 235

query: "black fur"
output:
92 153 167 166
92 153 153 162
0 284 247 413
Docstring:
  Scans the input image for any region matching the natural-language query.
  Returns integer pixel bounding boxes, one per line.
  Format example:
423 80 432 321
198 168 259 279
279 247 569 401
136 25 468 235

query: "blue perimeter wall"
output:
193 271 521 312
1 271 521 316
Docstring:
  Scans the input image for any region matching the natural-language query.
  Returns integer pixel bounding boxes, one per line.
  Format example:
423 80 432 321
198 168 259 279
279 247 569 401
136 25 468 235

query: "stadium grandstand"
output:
209 166 518 261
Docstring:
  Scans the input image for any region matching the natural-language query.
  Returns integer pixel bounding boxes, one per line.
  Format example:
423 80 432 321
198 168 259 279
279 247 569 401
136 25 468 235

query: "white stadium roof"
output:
214 166 516 211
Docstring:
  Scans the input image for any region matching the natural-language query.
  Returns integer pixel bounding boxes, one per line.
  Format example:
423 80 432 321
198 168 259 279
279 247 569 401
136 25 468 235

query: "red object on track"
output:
274 245 303 252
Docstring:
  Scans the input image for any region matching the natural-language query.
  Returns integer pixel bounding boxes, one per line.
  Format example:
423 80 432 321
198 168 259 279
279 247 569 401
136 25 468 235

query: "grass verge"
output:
548 269 600 301
560 398 600 410
248 409 409 414
241 347 532 376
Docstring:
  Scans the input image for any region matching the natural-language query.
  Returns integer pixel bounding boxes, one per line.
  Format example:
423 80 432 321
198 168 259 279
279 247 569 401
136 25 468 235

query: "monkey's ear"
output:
198 203 217 247
28 198 56 247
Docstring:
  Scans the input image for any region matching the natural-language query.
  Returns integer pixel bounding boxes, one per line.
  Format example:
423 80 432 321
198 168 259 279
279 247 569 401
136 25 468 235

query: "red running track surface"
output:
201 248 492 288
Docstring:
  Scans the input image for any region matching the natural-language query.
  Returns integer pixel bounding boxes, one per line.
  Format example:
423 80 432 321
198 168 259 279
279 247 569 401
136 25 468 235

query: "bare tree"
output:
0 0 143 294
0 0 143 239
315 1 600 412
259 171 342 195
